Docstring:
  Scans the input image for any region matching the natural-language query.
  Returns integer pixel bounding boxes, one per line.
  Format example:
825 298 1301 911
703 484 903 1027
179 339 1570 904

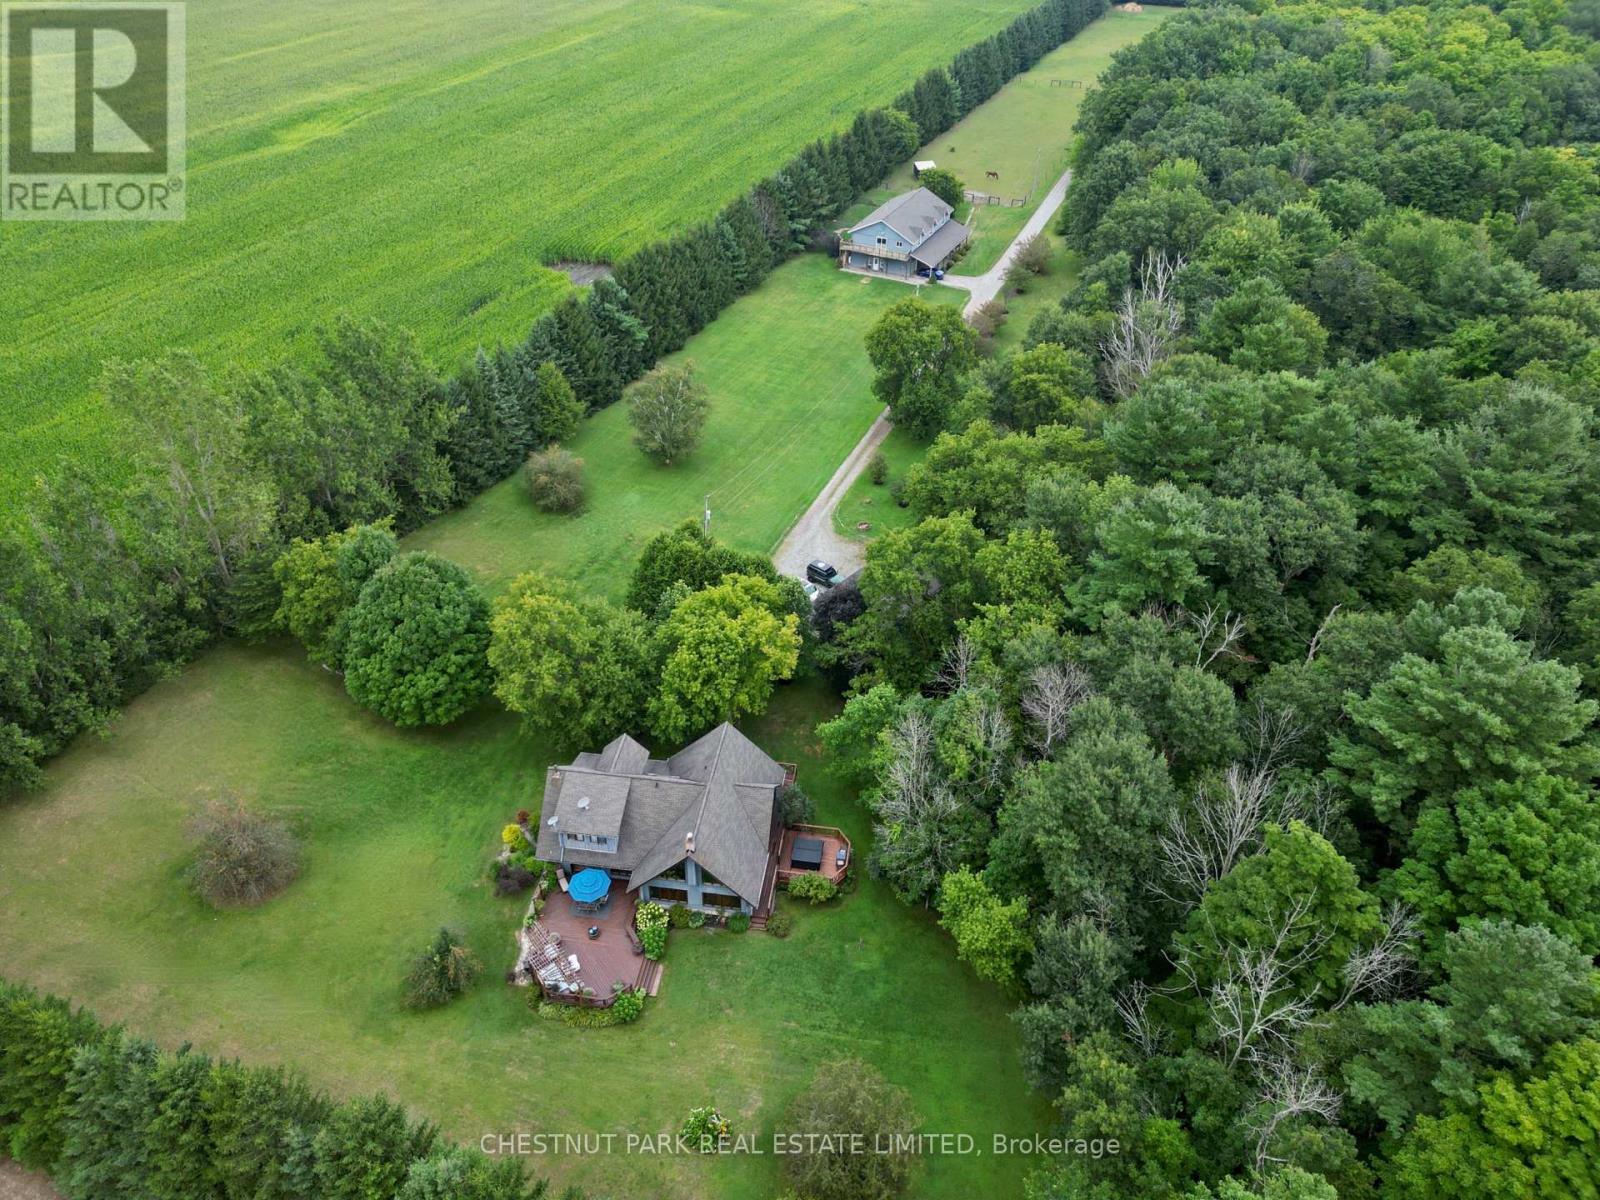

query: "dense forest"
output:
824 0 1600 1195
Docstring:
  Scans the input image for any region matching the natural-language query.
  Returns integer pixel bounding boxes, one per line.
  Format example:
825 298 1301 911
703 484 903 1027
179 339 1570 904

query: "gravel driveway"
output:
772 410 892 583
770 166 1076 586
940 165 1074 317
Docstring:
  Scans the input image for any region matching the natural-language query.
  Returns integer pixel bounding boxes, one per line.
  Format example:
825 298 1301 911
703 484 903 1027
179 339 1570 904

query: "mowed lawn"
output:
409 254 962 598
0 0 1049 505
844 8 1171 274
0 657 1052 1200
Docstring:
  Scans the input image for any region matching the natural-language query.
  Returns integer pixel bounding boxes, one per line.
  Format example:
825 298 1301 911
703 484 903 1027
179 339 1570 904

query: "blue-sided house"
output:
838 186 970 279
534 723 792 917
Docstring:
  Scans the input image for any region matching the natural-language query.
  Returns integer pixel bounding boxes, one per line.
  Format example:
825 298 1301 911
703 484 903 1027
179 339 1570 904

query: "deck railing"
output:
776 824 853 886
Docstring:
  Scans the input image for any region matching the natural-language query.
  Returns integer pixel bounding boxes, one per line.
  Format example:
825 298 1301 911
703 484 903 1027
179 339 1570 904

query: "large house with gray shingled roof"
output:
534 723 789 915
838 185 970 278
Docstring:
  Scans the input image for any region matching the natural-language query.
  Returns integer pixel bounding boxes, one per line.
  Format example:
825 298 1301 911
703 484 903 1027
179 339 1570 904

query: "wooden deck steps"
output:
748 913 768 931
637 958 664 996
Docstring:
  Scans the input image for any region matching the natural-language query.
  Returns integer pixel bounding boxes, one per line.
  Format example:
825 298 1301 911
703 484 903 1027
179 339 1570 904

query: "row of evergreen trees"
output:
0 0 1113 792
447 0 1114 442
0 981 562 1200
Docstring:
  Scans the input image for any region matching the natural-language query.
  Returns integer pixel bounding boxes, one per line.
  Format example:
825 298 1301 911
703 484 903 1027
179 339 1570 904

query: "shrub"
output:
402 928 481 1009
667 903 694 929
1012 234 1051 276
636 902 669 960
777 782 815 825
188 798 301 908
680 1105 733 1153
787 874 838 905
500 822 525 850
525 447 586 513
765 909 793 938
687 910 707 929
970 299 1008 346
728 912 751 934
868 451 889 485
785 1059 920 1200
532 989 645 1028
494 862 536 896
610 987 646 1024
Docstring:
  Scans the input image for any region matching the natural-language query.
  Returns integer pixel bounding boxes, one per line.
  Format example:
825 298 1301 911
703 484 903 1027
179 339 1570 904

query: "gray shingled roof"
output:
909 218 970 266
847 186 954 247
596 733 649 774
532 723 783 907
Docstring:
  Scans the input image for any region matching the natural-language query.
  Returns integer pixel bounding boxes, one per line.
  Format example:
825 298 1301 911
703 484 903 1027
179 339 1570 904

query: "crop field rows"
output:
0 0 1046 504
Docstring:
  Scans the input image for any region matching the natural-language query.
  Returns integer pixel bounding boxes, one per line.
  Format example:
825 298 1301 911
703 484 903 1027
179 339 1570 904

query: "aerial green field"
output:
844 7 1171 273
409 254 962 598
0 656 1051 1200
0 0 1048 504
0 17 1160 1197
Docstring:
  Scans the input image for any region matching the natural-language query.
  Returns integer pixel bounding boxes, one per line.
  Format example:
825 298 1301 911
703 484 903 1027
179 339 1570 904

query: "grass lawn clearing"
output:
833 426 926 543
0 656 1050 1200
841 8 1172 275
990 231 1084 356
408 254 962 599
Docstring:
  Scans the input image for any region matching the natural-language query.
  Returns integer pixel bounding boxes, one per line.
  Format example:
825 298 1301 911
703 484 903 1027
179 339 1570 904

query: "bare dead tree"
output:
1188 603 1248 669
1101 251 1186 399
1248 1053 1343 1174
1305 604 1342 663
1153 765 1280 908
935 635 978 695
1290 147 1315 184
1116 980 1167 1057
1335 900 1419 1009
1275 776 1342 840
1242 698 1306 775
1021 662 1094 756
1167 895 1332 1070
966 697 1015 807
882 706 938 811
874 706 970 903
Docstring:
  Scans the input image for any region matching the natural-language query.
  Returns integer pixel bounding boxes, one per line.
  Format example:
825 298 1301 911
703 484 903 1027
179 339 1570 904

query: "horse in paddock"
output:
985 170 1000 180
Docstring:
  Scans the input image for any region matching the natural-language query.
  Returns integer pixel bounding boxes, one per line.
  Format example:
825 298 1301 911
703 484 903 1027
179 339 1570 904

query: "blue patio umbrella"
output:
568 868 611 905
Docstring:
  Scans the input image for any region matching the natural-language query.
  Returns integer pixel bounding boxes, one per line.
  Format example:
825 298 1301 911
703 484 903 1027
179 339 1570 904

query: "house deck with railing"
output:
775 824 852 886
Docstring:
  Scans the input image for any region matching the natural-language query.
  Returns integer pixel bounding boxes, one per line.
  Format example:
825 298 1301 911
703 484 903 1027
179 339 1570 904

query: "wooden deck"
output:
518 890 655 1004
776 824 852 886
